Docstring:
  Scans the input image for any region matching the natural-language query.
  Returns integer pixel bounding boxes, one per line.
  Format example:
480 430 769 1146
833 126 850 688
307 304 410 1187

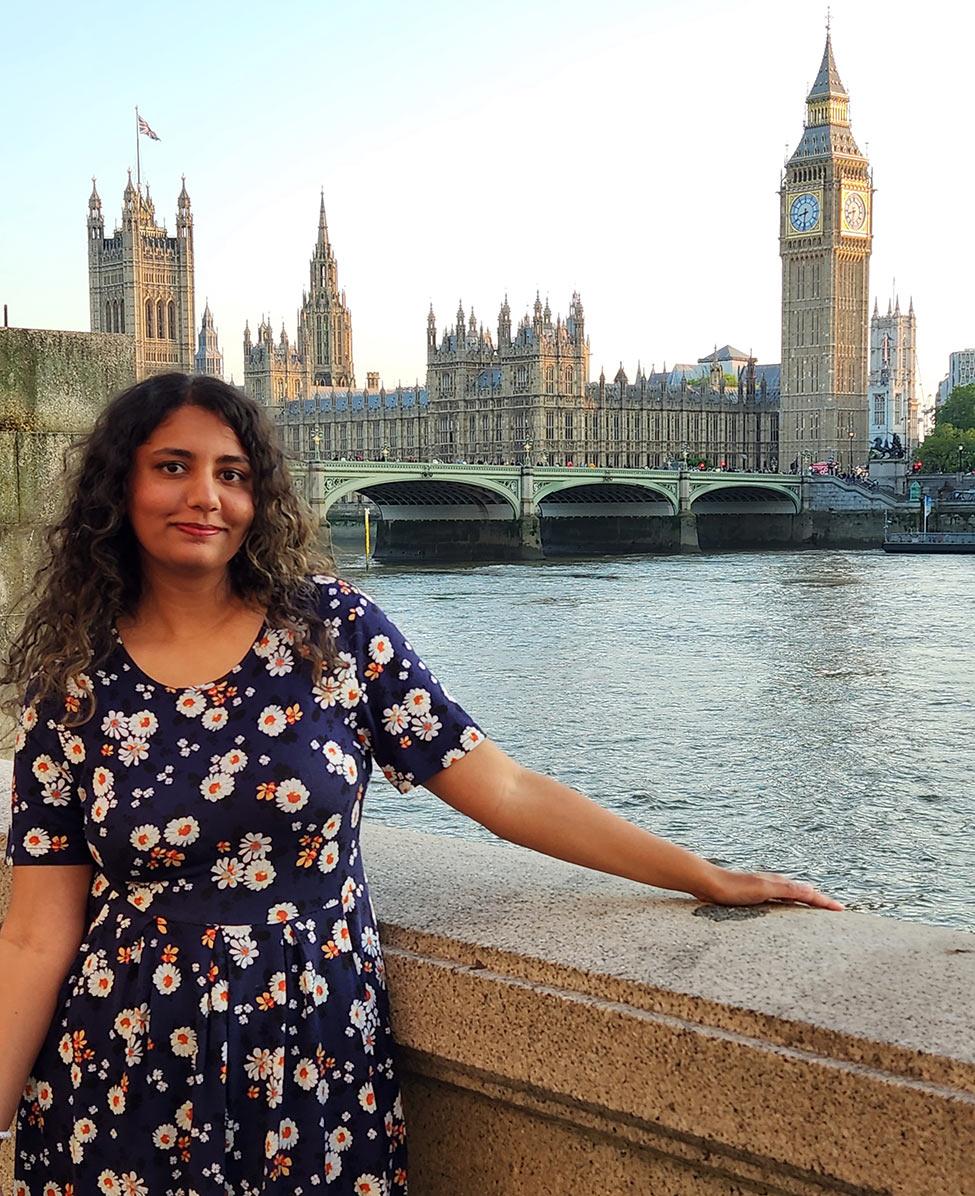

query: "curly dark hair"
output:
2 373 337 722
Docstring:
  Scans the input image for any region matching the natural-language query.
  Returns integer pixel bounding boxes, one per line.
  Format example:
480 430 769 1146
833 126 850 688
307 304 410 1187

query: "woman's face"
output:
127 404 256 580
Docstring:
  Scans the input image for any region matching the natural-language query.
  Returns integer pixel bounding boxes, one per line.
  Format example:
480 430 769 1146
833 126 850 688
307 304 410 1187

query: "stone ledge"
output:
361 823 975 1195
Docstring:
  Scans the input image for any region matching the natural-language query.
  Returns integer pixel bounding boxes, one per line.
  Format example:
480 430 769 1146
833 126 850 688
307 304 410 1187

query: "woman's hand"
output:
693 867 844 911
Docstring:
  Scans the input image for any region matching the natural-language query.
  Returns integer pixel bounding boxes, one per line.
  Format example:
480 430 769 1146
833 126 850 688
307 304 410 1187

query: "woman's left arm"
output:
424 740 842 910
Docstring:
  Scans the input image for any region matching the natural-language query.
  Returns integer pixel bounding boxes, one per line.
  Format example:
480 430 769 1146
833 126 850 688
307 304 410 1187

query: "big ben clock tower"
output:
780 33 872 472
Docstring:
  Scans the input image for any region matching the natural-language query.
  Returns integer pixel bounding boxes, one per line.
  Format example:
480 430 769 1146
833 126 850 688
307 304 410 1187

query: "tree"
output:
913 422 975 473
936 383 975 431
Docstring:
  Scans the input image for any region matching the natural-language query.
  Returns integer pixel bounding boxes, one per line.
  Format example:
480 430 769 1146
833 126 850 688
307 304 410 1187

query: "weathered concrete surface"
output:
0 327 135 673
360 823 975 1195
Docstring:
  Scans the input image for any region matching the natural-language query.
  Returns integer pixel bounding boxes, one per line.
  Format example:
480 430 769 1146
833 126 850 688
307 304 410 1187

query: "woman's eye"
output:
160 461 186 475
221 470 249 483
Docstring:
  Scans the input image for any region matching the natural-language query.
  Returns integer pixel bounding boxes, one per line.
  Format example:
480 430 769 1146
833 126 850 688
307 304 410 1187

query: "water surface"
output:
341 548 974 930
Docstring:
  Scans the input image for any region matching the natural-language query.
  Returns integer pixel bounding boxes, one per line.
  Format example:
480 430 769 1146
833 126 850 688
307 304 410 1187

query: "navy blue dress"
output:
7 577 484 1195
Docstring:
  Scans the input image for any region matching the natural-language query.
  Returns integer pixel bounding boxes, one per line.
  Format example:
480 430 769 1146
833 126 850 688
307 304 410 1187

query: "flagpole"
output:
135 106 141 195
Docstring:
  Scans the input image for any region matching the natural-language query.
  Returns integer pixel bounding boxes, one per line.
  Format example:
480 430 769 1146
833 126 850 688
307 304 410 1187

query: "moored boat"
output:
883 531 975 554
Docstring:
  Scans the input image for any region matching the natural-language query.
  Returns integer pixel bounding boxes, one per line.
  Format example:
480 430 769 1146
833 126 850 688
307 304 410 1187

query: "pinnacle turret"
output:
807 32 848 102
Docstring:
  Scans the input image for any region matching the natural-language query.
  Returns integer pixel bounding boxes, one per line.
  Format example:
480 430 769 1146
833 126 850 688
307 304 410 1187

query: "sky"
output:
1 0 969 402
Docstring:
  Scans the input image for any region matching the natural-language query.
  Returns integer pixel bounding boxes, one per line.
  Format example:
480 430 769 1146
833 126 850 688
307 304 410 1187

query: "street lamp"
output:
680 445 688 472
959 444 965 478
381 443 389 463
523 438 533 466
848 428 855 473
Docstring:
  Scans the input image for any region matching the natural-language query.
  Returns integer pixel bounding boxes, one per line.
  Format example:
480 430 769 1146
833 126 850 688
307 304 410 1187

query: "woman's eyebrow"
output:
150 447 250 465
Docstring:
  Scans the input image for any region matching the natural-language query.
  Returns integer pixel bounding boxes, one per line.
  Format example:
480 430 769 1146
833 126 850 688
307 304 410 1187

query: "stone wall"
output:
0 327 134 666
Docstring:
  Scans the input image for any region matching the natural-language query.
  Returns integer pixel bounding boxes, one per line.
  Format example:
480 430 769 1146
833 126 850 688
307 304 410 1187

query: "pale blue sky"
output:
1 0 967 399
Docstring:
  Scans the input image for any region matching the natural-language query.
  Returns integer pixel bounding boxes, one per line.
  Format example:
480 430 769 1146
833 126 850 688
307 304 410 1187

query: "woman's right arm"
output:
0 863 92 1132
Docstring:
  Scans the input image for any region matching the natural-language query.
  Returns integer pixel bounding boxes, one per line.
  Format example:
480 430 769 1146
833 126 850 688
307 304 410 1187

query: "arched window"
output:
545 366 555 395
168 301 176 340
112 300 120 332
105 301 112 331
145 300 154 338
157 301 165 343
119 303 125 334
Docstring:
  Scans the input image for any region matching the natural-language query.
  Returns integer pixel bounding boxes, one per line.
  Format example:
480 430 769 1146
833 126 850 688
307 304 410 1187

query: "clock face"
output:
844 192 867 231
789 193 821 233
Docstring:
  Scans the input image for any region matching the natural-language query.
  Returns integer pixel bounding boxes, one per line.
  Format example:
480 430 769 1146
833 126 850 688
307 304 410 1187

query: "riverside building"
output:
87 174 196 379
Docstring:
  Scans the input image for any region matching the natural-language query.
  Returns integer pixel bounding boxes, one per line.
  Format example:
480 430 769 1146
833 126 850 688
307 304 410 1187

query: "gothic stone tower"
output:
780 34 872 471
297 193 355 388
194 300 224 379
88 173 195 379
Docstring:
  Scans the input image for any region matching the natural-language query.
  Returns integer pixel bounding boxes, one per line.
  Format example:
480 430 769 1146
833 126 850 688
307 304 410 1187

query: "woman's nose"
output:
186 472 220 511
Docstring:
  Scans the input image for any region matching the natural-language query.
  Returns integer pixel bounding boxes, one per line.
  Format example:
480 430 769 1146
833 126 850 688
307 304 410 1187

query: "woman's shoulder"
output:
307 573 386 639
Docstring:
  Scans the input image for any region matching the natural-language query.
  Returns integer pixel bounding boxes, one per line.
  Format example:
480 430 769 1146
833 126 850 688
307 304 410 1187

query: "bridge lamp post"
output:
311 431 321 462
959 444 965 479
680 445 688 473
848 428 855 473
381 443 389 463
523 439 533 467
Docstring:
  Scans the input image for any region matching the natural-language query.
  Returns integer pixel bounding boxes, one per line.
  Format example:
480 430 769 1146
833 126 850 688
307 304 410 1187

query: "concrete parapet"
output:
362 824 974 1195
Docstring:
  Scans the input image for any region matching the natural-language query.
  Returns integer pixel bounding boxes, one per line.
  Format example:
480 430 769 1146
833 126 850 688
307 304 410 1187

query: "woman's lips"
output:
172 523 225 538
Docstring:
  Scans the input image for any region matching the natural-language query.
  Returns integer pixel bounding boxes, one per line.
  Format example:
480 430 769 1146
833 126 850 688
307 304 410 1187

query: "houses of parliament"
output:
88 34 919 469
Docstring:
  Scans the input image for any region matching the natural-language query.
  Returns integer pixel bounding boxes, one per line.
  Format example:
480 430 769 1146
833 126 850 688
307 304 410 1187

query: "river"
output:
338 545 974 931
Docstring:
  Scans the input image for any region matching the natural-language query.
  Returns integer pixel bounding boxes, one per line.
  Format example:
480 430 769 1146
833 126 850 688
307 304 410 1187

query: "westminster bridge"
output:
291 460 905 560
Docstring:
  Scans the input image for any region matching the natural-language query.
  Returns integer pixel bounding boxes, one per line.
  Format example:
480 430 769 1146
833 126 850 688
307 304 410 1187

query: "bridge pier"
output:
677 472 700 552
518 514 544 559
678 512 700 553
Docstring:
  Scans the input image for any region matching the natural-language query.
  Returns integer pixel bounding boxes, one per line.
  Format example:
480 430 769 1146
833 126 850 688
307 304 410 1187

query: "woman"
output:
0 374 840 1194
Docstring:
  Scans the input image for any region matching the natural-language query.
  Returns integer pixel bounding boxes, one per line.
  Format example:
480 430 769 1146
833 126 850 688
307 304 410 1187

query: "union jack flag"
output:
138 115 160 141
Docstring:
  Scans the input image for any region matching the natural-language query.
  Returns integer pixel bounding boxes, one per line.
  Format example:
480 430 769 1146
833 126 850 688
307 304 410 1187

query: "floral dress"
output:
6 576 484 1196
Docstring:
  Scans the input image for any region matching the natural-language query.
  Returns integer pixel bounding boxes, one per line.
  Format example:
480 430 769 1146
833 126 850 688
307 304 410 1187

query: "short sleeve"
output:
5 692 91 867
318 578 486 793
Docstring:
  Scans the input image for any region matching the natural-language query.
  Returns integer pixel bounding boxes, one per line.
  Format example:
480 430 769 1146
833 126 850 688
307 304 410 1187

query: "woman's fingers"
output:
705 869 844 910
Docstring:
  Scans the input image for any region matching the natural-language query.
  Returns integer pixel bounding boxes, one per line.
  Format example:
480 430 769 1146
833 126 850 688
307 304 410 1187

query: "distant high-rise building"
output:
194 301 224 378
87 174 195 379
868 296 917 450
947 349 975 395
779 33 872 470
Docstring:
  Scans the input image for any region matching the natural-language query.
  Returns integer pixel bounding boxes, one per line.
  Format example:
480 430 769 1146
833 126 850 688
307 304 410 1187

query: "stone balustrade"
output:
2 791 973 1193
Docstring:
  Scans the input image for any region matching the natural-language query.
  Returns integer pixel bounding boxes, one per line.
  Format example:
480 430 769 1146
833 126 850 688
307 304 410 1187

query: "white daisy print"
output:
100 711 130 740
200 772 234 801
201 707 229 731
243 858 276 890
368 634 395 664
128 710 158 737
239 832 272 861
118 738 150 767
163 816 200 846
220 747 248 773
403 687 431 716
274 777 310 813
130 824 160 851
175 690 206 718
258 705 287 736
152 963 181 995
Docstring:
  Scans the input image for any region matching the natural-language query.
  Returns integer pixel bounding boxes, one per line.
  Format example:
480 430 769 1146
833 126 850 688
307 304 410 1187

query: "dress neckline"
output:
112 620 269 691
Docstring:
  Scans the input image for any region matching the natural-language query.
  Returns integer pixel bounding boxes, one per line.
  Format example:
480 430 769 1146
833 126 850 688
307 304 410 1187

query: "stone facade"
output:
194 301 224 378
87 175 195 379
273 312 780 470
869 297 917 452
780 34 872 471
0 327 135 655
244 195 355 404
